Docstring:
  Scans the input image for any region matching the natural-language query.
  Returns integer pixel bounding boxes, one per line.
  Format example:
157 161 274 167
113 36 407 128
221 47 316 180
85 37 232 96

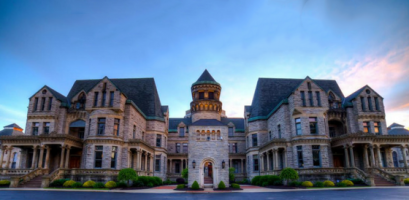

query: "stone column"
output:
0 147 5 168
363 145 369 168
241 159 244 173
136 150 141 170
144 152 148 171
5 147 13 169
266 152 271 171
343 145 350 168
274 149 279 169
38 146 45 169
283 147 287 168
170 159 173 173
128 149 132 168
32 146 38 169
401 146 408 168
64 146 71 168
376 146 383 167
59 146 65 168
45 146 51 169
349 146 355 167
369 145 376 167
179 159 182 173
150 155 154 172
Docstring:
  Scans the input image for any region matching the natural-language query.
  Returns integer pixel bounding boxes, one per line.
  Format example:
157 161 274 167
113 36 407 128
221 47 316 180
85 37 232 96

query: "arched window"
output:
393 151 399 167
75 92 86 110
328 92 338 109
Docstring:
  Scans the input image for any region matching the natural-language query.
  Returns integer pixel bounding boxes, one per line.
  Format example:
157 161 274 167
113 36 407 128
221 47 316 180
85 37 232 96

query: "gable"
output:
29 85 67 103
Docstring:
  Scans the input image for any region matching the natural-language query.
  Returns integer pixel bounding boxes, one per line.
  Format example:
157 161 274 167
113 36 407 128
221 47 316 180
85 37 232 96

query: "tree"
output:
117 168 138 186
279 168 299 185
182 168 188 180
229 167 235 183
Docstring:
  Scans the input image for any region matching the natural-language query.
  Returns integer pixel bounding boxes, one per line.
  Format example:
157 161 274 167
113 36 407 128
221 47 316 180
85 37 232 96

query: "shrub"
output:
147 182 154 187
191 181 200 189
153 177 163 186
229 167 235 182
63 180 76 188
218 181 226 189
288 181 302 187
176 178 185 184
301 181 313 187
251 176 261 186
50 179 69 187
323 180 335 187
404 178 409 184
117 168 137 186
279 168 299 185
163 179 172 185
137 176 149 186
341 180 354 186
176 184 185 189
349 178 364 185
267 175 281 185
182 168 188 180
72 182 82 188
117 181 128 188
147 177 156 186
0 180 11 186
105 181 117 188
260 176 269 185
93 182 105 188
133 180 144 187
82 180 96 188
314 181 324 187
231 183 240 189
337 182 347 187
262 182 268 187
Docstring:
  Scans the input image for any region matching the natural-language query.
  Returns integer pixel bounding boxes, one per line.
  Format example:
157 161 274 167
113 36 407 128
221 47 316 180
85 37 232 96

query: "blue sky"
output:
0 0 408 130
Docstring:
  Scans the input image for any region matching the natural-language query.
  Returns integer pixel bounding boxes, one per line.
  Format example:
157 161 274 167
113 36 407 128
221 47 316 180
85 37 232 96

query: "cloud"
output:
0 104 27 118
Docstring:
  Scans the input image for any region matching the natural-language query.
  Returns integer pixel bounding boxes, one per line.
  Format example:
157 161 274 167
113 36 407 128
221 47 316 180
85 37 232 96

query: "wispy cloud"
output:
0 104 27 118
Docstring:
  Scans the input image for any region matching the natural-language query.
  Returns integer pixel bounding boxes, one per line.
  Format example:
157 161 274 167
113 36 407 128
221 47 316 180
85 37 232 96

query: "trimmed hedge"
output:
191 181 200 189
288 181 302 187
251 175 282 186
132 180 144 187
301 181 313 187
337 182 347 187
314 181 324 187
93 182 105 188
218 181 226 189
50 179 69 187
105 181 117 188
323 180 335 187
63 180 76 188
83 180 96 188
72 182 82 188
341 180 354 186
0 180 11 186
404 178 409 184
231 183 240 189
176 178 185 184
147 182 154 187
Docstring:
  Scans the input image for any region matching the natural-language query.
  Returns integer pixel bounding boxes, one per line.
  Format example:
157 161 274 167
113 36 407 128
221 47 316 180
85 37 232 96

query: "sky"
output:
0 0 408 131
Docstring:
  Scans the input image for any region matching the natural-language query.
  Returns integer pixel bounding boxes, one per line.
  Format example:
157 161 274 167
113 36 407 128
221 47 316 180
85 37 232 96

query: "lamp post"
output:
192 160 196 169
222 160 225 169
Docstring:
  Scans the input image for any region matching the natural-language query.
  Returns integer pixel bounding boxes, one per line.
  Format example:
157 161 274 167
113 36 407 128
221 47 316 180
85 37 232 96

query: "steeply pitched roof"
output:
344 85 367 103
221 117 245 131
0 129 13 136
4 123 22 129
191 119 227 126
161 106 169 114
388 123 404 129
249 78 344 119
30 85 67 103
192 69 220 86
168 118 192 131
67 78 164 119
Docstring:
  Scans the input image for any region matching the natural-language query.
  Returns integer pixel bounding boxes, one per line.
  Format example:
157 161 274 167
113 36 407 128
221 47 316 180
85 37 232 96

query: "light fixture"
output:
222 160 225 169
193 160 196 169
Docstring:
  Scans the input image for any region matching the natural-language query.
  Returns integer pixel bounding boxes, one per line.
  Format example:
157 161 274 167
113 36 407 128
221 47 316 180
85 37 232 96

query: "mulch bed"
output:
174 188 205 191
213 187 243 191
264 185 307 189
119 187 153 190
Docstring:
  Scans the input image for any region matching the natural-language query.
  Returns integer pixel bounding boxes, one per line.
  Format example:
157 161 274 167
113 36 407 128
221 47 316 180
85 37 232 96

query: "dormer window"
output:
228 127 234 137
307 82 312 90
179 127 185 137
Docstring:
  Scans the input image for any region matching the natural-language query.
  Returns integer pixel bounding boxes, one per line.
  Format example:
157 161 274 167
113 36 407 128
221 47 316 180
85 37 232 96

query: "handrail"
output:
368 167 397 184
348 167 374 186
9 168 43 188
41 168 62 188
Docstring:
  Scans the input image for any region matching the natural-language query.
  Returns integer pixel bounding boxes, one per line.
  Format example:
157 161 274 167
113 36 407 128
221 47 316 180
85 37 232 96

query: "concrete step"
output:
204 184 213 188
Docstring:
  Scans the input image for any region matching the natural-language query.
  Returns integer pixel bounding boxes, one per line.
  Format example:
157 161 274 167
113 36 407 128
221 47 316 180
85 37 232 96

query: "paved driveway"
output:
1 188 409 200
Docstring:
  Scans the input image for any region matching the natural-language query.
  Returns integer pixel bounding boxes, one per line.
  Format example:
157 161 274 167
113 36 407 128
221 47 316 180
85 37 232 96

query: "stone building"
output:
1 70 409 188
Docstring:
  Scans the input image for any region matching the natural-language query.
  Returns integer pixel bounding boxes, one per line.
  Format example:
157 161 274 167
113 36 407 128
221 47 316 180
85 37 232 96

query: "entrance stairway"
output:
204 177 213 188
373 175 395 186
18 175 43 188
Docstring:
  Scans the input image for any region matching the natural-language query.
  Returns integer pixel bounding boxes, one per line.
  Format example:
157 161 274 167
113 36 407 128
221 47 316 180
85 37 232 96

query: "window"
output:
34 98 38 111
374 122 381 135
183 143 188 153
316 92 321 106
48 97 53 110
228 127 234 137
233 143 238 153
312 145 321 167
156 134 162 147
43 122 50 134
368 97 373 111
11 153 18 169
41 97 46 111
102 92 106 106
301 91 306 106
155 155 161 172
94 92 99 107
309 117 318 134
109 91 114 107
295 118 302 135
308 91 314 106
32 122 39 135
375 97 380 111
208 92 214 99
142 132 145 140
133 125 136 139
114 118 120 136
269 131 272 140
88 119 91 135
94 146 103 168
278 125 281 138
363 122 369 133
176 143 180 153
199 92 204 99
361 97 366 111
97 118 105 135
253 155 259 172
111 146 117 169
252 134 258 147
297 146 304 168
307 82 312 90
179 127 185 137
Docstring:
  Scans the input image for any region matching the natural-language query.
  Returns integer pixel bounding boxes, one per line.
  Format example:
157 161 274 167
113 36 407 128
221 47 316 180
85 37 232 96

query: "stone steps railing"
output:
0 168 33 176
367 167 405 186
9 168 45 188
41 168 63 188
349 167 374 186
380 167 409 174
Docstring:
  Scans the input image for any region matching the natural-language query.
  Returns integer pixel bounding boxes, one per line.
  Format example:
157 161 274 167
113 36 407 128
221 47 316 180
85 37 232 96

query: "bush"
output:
229 167 235 182
153 177 163 186
182 168 188 180
231 183 240 189
147 177 155 186
191 181 200 189
260 176 269 185
117 168 137 186
267 175 282 185
50 179 69 187
147 182 154 187
349 178 364 185
132 180 144 187
83 180 96 188
279 168 299 185
323 180 335 187
301 181 313 187
262 182 268 187
337 182 347 187
404 178 409 184
93 182 105 188
176 184 185 189
163 179 172 185
0 180 11 186
105 181 117 188
117 182 128 188
288 181 302 187
218 181 226 189
176 178 185 184
251 176 261 186
63 180 76 188
314 181 324 187
341 180 354 186
72 182 82 188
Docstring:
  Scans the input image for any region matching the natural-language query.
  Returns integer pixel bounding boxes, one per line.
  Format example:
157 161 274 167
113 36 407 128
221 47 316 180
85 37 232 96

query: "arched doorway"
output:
200 158 216 188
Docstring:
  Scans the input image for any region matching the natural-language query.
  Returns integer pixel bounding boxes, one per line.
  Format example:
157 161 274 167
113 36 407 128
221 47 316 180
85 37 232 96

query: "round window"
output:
366 89 371 94
42 89 47 94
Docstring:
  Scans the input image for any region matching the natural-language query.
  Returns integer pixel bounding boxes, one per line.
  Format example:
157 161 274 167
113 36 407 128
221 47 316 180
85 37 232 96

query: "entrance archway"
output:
200 158 217 188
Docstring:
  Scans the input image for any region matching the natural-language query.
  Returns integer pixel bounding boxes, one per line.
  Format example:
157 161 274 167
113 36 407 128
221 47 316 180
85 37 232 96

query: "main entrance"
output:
203 162 214 185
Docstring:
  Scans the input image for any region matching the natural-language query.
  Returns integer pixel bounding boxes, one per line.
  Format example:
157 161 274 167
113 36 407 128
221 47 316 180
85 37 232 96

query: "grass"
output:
46 187 110 190
306 186 371 189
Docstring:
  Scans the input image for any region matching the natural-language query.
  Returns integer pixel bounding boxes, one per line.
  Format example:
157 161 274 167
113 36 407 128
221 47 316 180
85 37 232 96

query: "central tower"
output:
190 69 223 122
